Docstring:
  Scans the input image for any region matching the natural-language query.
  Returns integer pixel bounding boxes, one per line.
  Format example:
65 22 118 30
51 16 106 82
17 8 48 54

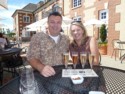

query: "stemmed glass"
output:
19 68 37 94
80 52 87 68
88 54 95 69
71 52 78 69
63 52 69 69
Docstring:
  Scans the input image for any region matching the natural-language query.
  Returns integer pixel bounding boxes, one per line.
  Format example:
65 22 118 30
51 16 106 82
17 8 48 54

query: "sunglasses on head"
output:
71 20 82 24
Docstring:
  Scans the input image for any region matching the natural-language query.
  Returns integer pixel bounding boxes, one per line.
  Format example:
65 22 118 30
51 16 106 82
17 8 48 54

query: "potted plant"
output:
98 24 107 55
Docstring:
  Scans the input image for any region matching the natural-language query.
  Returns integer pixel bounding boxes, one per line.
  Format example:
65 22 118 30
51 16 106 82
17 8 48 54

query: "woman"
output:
69 21 99 68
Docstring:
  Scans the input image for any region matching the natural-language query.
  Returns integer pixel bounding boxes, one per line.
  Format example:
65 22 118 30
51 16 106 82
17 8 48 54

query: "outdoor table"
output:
0 65 105 94
117 41 125 63
0 47 22 56
1 65 125 94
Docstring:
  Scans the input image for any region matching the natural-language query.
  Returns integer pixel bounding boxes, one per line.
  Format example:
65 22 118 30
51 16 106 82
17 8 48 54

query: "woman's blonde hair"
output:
70 21 88 45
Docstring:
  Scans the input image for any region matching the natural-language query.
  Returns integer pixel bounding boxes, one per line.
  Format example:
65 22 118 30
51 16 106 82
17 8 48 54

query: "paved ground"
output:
101 55 125 70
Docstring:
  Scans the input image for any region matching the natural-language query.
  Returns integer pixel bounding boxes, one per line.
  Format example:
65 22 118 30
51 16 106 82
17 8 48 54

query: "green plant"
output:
100 24 107 43
98 41 107 47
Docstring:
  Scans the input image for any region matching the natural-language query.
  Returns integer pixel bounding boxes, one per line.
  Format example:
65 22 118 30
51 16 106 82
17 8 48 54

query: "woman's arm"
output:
89 37 99 65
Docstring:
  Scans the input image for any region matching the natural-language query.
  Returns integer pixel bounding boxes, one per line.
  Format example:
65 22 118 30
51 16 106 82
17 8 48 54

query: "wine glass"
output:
19 68 36 94
80 52 87 68
71 52 78 69
63 52 69 69
88 54 95 69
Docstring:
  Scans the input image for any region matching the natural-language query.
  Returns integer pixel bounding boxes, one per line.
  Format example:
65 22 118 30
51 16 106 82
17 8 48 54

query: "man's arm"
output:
28 58 56 77
27 33 56 77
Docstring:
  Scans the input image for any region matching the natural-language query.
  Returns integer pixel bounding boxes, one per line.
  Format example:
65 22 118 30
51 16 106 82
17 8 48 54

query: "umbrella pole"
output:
93 25 94 37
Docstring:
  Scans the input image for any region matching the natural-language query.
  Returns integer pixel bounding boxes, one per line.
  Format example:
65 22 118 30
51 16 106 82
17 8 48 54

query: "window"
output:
99 9 108 22
73 0 81 8
23 16 30 23
35 14 38 21
73 16 81 21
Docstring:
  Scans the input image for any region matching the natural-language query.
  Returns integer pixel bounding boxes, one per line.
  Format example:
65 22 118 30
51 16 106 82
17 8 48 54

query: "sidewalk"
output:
101 55 125 70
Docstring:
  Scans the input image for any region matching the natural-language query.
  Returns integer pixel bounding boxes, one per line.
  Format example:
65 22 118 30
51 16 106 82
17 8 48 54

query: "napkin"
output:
89 91 105 94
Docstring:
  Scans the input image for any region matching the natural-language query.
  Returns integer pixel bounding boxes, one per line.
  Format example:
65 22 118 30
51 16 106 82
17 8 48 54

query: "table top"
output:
117 41 125 44
0 66 125 94
0 47 21 56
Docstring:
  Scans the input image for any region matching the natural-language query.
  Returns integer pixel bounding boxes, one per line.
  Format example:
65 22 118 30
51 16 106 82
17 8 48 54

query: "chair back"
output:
112 39 123 49
99 52 101 65
1 49 23 68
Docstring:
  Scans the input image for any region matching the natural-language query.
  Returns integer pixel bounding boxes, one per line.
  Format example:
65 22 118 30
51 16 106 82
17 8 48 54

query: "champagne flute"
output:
72 52 78 69
88 54 95 69
80 53 87 68
63 52 69 69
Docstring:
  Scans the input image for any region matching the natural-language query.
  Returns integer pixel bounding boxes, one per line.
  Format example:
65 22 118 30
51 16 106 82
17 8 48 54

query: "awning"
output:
0 0 8 9
26 16 72 31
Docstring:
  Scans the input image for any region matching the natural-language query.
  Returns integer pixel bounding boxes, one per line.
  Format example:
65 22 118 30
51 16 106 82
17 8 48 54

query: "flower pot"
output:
99 45 107 55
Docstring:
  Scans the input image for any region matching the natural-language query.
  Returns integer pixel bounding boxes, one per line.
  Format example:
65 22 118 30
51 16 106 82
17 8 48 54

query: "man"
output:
27 12 69 77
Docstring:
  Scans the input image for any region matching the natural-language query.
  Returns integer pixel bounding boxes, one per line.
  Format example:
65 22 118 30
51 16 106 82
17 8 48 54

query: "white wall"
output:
84 0 96 36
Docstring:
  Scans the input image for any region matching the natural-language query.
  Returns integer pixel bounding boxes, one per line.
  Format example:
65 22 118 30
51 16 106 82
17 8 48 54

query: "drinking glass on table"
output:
0 43 5 51
19 68 39 94
80 52 87 68
88 54 95 69
71 52 78 69
63 52 69 69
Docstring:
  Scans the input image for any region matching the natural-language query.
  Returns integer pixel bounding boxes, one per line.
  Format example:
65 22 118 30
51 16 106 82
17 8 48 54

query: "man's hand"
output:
40 65 56 77
28 59 55 77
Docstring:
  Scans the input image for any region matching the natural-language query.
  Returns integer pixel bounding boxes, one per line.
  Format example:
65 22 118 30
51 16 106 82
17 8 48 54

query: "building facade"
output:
12 0 125 56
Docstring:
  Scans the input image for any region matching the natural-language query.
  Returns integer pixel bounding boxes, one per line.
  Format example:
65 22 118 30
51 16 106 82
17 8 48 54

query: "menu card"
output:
62 69 98 77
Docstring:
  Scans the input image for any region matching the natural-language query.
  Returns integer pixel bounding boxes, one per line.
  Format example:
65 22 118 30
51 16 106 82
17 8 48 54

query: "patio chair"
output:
0 49 25 85
111 39 125 60
2 53 24 74
0 66 3 86
99 52 101 65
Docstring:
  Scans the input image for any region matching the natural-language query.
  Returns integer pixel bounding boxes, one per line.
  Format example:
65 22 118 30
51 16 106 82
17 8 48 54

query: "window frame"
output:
99 9 108 22
73 0 82 8
23 16 30 23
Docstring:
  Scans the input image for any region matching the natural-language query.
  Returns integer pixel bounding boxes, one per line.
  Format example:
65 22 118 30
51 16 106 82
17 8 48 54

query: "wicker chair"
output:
111 39 125 60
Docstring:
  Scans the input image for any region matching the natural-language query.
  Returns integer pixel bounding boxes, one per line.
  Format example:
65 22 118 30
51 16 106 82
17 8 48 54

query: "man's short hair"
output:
48 11 62 19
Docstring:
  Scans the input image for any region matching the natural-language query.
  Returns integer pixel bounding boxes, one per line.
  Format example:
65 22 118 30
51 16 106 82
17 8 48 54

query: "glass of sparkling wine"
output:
88 54 95 69
72 52 78 69
80 53 87 68
63 52 69 69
